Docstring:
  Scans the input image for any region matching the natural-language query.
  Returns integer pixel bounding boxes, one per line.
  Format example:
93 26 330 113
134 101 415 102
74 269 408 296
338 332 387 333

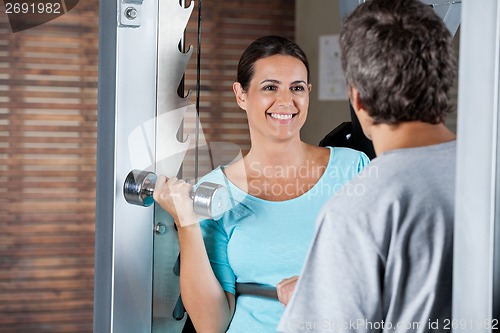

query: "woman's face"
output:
234 54 311 143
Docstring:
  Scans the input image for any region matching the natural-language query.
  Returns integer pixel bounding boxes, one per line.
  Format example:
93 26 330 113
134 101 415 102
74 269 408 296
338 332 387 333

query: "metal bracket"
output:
119 0 143 28
420 0 461 36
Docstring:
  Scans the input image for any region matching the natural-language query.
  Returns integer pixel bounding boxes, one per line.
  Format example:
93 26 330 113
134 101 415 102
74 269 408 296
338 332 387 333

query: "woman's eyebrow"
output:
259 79 307 85
260 79 280 85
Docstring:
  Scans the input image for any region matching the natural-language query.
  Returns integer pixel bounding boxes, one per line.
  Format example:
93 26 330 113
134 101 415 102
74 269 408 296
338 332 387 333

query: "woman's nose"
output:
276 90 293 107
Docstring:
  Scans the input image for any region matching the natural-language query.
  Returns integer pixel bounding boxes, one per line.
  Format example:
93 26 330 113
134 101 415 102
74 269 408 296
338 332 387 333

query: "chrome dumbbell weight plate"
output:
123 169 229 219
123 169 157 207
193 182 229 220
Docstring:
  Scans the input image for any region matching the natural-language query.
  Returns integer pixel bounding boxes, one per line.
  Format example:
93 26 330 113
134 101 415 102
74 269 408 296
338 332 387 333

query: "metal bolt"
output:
125 7 138 20
154 223 167 236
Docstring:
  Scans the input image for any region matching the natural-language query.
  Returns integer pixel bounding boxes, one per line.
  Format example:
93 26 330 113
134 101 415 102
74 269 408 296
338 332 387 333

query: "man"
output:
278 0 456 332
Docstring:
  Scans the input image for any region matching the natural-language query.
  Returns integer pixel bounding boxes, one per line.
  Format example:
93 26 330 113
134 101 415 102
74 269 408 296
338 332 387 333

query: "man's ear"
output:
349 86 363 114
233 82 247 110
349 86 373 139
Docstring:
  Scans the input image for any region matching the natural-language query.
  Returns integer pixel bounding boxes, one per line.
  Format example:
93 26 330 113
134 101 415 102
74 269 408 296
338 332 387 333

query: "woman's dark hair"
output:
237 35 310 91
340 0 457 124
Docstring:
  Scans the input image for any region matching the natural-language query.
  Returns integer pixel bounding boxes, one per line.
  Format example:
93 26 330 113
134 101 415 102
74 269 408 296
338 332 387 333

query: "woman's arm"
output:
154 176 235 333
178 224 235 332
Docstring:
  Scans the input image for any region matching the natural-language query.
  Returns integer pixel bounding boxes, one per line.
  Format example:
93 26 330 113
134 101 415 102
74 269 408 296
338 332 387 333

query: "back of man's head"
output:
340 0 456 125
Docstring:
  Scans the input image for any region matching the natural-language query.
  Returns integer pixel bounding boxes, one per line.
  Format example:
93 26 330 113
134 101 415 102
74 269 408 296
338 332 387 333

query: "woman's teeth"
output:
269 113 293 120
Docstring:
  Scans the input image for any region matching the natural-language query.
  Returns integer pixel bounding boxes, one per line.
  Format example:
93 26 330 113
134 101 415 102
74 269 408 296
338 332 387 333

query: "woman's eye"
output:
262 85 277 91
291 85 305 92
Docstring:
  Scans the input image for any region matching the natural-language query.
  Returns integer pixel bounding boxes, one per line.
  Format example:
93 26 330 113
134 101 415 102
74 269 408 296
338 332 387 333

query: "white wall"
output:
296 0 351 145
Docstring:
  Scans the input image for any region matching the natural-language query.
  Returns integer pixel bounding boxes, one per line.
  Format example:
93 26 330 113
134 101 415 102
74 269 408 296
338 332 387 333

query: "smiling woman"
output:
233 54 310 145
153 36 370 332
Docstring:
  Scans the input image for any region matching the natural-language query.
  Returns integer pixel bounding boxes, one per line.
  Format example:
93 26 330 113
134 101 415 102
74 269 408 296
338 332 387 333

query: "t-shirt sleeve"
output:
358 151 371 172
200 218 236 295
278 207 384 332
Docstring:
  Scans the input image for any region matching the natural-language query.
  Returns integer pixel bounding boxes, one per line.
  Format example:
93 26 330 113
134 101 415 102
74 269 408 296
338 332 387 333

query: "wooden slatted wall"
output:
0 1 98 332
0 0 294 332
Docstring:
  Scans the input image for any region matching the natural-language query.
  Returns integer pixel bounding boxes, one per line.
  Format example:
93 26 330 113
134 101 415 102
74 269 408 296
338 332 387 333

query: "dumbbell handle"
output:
123 169 229 219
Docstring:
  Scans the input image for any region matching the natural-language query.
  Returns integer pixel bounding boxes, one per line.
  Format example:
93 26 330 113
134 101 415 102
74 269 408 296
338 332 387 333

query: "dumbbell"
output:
123 169 229 219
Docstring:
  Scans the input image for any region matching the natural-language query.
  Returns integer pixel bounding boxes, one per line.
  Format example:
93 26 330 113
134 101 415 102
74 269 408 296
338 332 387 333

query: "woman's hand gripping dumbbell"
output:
123 170 229 225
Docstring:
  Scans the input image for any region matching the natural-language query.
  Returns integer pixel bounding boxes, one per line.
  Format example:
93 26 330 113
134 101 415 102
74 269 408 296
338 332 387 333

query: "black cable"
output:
194 0 202 183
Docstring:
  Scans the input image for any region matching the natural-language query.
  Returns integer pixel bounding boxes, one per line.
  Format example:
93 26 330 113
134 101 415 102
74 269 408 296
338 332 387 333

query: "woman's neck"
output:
222 137 329 200
245 139 308 167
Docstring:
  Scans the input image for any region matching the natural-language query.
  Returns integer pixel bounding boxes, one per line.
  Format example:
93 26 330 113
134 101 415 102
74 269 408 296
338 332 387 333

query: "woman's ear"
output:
233 82 247 110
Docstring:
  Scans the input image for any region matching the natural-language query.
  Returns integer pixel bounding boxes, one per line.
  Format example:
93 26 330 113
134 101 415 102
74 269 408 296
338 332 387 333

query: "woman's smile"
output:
267 112 297 123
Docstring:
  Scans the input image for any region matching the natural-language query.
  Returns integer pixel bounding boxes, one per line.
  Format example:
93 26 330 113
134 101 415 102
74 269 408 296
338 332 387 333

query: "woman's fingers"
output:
153 176 198 227
153 175 168 200
276 276 299 307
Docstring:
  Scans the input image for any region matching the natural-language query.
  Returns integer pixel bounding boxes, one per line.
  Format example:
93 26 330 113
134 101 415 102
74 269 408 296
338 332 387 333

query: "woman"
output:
154 36 369 332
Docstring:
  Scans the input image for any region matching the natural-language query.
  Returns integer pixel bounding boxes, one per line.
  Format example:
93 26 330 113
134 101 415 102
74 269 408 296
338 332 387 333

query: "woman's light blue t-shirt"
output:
197 147 369 332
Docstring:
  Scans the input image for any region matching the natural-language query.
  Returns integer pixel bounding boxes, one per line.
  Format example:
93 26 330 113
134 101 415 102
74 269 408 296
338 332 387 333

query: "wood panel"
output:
0 1 98 332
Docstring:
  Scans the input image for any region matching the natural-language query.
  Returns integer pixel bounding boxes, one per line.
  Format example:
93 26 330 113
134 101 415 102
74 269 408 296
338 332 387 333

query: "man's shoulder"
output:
321 148 445 214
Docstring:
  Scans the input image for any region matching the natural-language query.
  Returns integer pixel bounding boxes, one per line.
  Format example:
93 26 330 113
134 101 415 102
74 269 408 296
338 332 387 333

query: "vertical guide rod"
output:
177 0 186 179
